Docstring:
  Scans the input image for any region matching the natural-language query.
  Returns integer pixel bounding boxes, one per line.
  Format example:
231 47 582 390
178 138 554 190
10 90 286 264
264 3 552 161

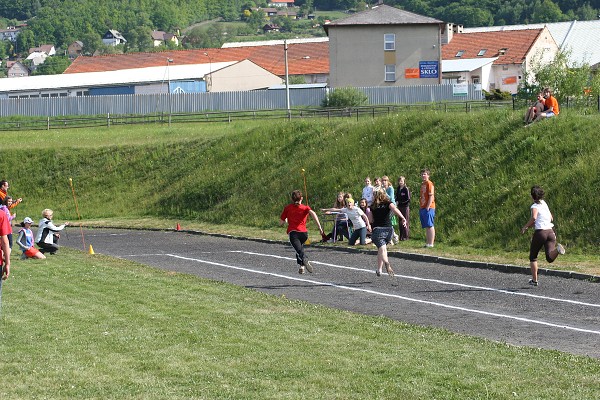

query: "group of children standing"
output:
358 171 435 247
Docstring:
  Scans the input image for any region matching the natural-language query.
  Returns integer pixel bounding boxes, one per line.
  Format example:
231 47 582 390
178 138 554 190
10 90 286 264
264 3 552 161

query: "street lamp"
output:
203 52 212 92
166 58 173 126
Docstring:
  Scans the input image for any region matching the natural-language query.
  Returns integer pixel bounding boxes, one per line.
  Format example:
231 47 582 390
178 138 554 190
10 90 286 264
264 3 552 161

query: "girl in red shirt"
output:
280 190 325 274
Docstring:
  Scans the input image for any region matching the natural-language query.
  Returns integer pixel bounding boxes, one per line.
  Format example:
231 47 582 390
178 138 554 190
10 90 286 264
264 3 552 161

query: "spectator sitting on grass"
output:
536 88 559 120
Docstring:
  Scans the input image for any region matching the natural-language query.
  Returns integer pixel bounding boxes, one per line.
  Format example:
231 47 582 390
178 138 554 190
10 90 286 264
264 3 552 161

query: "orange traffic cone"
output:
176 223 181 231
88 245 95 255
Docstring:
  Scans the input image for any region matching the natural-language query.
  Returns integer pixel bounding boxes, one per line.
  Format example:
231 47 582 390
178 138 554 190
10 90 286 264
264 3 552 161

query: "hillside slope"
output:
4 109 599 252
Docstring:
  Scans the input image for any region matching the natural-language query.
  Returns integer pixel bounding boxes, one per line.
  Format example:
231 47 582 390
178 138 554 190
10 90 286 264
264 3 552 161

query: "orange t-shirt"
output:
420 180 435 209
545 96 559 115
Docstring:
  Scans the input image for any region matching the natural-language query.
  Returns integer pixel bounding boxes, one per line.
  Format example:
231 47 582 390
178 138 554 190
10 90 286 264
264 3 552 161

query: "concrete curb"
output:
94 225 600 284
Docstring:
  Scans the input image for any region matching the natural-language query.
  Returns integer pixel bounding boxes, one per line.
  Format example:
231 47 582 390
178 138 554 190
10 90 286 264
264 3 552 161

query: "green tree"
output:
520 50 599 102
33 56 71 75
531 0 567 23
80 30 103 56
246 10 266 30
15 28 35 56
125 26 153 52
440 4 494 27
183 24 225 49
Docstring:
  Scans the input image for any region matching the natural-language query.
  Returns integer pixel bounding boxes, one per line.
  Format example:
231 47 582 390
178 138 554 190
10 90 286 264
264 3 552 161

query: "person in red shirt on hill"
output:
280 189 325 274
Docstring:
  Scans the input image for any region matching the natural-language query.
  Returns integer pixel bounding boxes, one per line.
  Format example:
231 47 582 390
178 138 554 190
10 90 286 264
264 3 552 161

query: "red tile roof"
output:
442 29 544 64
64 42 329 76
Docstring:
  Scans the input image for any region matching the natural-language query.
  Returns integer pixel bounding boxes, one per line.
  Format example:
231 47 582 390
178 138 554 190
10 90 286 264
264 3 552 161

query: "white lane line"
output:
165 253 600 336
234 251 600 309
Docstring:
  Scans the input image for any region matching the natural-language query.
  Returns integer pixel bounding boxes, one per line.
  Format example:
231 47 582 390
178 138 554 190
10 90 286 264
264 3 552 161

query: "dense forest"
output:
0 0 598 57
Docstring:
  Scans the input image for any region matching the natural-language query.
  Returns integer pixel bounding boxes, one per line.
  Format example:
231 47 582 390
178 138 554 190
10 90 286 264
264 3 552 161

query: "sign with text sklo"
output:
419 61 439 79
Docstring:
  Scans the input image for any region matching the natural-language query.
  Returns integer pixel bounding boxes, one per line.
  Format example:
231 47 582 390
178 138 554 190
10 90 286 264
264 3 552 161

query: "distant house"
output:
67 41 84 58
7 61 29 78
263 23 281 33
277 10 297 19
29 44 56 56
442 27 558 93
268 0 294 7
0 27 20 42
324 4 444 87
102 30 127 46
464 20 600 72
261 8 278 17
151 30 179 47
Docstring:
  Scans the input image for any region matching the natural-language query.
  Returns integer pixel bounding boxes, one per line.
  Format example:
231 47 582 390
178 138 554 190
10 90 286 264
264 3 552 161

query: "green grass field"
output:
1 249 599 399
1 107 599 398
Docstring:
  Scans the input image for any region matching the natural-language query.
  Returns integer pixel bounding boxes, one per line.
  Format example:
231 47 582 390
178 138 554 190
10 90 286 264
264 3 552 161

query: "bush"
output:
321 87 368 108
483 89 512 101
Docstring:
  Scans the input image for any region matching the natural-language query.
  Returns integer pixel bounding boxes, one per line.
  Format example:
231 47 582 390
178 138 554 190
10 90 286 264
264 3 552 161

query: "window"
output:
384 34 395 51
385 65 396 82
477 49 487 56
455 50 465 57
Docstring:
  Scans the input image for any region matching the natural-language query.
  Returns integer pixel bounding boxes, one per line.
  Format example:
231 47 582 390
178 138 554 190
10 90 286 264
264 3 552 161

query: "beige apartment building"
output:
324 4 444 87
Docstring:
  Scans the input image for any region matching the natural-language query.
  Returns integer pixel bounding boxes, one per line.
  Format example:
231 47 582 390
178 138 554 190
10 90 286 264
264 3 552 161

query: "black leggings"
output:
37 234 60 254
529 229 557 263
289 231 308 266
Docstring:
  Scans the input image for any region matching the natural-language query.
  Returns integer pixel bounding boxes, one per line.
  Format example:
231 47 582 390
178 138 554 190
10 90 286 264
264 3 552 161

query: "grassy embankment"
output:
3 108 599 275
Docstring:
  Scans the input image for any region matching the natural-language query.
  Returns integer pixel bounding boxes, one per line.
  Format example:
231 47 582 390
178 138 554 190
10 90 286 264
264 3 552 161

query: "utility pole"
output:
284 40 290 116
167 58 173 127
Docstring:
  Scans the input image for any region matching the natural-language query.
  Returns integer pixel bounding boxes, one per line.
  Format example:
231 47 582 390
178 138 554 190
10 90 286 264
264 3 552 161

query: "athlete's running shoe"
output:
556 243 566 255
528 279 538 287
304 261 314 274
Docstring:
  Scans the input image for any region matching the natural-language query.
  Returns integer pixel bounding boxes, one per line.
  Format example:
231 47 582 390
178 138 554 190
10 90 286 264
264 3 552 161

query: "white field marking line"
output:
165 253 600 336
235 251 600 309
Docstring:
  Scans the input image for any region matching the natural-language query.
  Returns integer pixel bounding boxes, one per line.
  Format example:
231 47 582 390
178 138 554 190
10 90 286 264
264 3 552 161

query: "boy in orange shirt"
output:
539 88 559 119
419 169 435 248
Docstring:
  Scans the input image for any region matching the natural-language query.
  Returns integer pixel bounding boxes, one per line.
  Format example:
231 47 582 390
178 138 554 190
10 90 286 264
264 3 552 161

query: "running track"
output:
63 229 600 359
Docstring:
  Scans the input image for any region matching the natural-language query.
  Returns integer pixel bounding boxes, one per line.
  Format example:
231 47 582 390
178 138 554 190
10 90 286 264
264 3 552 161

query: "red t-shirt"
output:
280 203 311 234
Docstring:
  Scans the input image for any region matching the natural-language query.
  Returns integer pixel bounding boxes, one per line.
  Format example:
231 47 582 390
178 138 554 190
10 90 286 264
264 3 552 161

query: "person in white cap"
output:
16 217 46 259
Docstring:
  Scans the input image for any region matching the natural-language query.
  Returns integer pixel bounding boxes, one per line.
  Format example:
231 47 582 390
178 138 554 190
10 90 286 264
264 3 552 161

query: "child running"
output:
280 190 325 274
520 185 565 286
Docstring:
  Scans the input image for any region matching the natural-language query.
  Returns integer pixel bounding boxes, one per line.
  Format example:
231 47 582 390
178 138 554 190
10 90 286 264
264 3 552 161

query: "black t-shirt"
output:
371 202 392 228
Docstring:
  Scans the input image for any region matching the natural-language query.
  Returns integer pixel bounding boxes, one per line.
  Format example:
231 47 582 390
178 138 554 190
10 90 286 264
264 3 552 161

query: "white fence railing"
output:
0 84 484 118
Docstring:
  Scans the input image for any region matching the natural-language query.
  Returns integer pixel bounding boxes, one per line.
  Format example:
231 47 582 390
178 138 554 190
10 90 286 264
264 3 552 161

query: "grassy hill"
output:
3 108 599 263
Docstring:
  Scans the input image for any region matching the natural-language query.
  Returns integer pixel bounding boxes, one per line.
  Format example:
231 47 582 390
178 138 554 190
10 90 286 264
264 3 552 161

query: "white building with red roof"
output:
441 26 558 93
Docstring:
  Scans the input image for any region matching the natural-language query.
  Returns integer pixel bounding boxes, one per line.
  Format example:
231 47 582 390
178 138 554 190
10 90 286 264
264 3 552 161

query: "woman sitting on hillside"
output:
524 92 546 124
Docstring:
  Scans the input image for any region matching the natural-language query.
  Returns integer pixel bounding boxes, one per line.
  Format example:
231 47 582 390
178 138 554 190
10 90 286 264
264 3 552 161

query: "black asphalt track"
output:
62 228 600 359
